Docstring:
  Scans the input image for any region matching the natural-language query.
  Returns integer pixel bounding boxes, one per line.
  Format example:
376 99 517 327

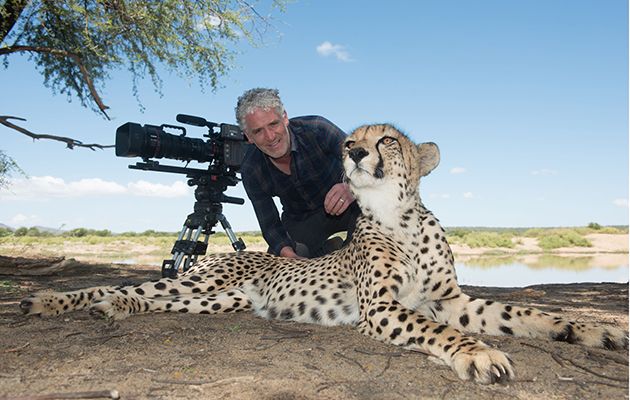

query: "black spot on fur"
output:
500 326 514 335
433 325 447 334
390 327 402 340
459 314 469 327
552 324 578 344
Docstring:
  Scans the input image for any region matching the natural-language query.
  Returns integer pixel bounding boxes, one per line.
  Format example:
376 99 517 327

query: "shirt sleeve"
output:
242 172 295 255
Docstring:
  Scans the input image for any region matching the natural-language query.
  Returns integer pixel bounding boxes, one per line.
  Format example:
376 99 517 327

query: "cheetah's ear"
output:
418 142 440 176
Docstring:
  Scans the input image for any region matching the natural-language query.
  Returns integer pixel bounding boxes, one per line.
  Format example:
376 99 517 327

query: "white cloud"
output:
450 167 466 174
10 213 39 225
463 192 475 199
316 41 353 62
429 193 451 199
128 180 190 198
0 176 190 200
613 198 629 208
531 169 558 176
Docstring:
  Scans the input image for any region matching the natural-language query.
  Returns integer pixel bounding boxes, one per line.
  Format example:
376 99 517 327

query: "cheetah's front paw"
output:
451 347 514 384
20 292 67 316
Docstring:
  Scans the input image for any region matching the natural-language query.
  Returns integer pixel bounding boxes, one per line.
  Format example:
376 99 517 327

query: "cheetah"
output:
20 124 628 384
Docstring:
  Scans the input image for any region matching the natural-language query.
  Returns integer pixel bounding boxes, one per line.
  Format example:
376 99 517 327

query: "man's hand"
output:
279 246 305 259
324 183 355 216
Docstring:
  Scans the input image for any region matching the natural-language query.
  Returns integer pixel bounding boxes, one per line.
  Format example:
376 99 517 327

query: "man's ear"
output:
418 142 440 176
282 110 290 126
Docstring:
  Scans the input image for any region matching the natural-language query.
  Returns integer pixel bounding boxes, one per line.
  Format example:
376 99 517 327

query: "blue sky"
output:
1 0 628 233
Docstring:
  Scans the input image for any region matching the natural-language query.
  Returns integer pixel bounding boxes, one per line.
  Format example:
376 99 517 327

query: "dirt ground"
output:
0 260 628 400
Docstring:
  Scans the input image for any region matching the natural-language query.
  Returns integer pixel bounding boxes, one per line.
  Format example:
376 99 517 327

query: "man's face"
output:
243 108 291 159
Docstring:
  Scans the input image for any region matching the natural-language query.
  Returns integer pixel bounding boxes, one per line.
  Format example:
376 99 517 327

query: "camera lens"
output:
115 123 215 162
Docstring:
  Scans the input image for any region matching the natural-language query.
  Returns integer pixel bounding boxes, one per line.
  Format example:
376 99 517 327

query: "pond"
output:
455 254 629 287
109 252 629 288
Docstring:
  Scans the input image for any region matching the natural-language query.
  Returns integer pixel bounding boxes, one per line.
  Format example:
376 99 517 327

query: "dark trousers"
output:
280 202 361 258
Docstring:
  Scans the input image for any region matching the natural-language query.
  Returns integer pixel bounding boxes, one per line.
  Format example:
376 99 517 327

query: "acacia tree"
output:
0 0 285 153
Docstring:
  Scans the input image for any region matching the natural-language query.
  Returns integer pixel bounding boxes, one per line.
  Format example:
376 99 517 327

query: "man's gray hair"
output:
235 88 286 131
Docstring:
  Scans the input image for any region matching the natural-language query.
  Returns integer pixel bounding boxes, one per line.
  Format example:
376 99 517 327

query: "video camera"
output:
115 114 251 278
115 114 248 168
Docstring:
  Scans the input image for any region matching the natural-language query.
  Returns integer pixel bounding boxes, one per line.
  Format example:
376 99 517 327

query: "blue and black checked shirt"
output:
241 115 347 255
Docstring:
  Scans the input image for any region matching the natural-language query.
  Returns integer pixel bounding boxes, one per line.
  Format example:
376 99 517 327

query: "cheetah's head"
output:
343 124 439 217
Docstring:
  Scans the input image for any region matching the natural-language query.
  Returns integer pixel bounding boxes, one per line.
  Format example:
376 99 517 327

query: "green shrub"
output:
468 232 514 248
538 230 592 250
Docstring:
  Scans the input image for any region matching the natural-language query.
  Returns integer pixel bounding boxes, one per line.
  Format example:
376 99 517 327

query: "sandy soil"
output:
0 256 627 400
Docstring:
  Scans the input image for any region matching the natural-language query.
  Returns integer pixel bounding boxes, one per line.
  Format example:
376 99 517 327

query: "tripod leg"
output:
218 213 246 251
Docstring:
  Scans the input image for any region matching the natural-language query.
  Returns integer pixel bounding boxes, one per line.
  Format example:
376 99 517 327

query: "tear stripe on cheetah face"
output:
20 124 628 385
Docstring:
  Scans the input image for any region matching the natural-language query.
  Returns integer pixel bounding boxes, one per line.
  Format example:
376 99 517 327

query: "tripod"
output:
161 174 246 278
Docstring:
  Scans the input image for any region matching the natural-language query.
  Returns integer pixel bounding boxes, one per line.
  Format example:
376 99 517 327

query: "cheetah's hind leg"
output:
431 293 628 350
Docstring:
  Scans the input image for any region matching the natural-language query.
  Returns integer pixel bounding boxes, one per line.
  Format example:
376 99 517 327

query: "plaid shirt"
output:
241 116 347 255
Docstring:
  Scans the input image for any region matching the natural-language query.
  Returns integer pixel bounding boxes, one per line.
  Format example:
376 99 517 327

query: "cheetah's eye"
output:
379 137 397 146
345 140 356 149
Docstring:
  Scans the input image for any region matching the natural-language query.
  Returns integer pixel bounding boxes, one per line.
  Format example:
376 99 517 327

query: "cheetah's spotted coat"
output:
20 124 628 384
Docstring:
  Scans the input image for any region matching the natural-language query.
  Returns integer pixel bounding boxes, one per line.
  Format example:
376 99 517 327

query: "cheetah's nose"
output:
348 147 369 164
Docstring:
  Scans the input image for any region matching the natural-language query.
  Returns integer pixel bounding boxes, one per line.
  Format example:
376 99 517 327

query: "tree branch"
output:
0 115 114 150
0 45 111 119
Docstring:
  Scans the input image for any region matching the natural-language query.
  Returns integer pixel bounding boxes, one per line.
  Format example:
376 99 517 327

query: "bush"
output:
13 227 27 237
67 228 89 237
538 230 592 250
0 228 12 237
587 222 602 230
463 232 514 248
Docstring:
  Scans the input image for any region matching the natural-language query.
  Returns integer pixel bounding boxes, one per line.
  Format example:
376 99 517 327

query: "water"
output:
112 253 629 288
456 254 629 287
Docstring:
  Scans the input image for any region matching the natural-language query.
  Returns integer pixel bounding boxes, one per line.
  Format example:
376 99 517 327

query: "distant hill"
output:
0 223 66 234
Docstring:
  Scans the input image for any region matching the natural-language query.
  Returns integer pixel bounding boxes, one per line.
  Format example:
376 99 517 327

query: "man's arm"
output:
313 118 355 215
242 168 297 256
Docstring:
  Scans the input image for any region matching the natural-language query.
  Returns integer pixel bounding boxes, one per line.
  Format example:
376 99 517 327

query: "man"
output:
236 88 360 258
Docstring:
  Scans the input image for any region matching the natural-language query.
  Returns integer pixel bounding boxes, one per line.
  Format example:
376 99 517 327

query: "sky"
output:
1 0 628 234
